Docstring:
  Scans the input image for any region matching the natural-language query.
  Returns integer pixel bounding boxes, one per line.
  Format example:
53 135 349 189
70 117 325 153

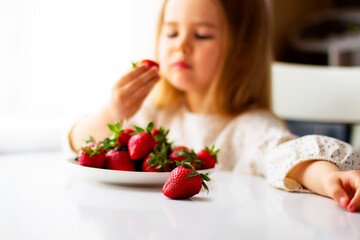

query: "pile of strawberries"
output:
76 121 219 199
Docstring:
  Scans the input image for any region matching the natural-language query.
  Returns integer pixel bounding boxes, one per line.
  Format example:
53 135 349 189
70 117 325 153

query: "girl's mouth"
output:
173 61 191 70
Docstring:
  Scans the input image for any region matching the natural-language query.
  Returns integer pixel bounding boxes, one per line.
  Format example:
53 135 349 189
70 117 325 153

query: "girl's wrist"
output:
102 103 122 124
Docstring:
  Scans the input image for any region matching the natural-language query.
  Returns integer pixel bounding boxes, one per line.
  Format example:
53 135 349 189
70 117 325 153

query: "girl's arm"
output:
69 105 117 152
287 160 360 212
69 64 160 152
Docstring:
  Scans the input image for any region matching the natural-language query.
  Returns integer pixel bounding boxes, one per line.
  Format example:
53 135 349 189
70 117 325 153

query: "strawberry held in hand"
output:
133 59 159 69
77 146 106 168
128 122 156 160
162 162 211 199
197 145 219 169
105 148 135 171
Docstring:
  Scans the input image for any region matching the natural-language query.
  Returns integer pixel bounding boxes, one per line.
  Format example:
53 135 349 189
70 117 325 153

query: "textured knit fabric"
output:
66 100 360 192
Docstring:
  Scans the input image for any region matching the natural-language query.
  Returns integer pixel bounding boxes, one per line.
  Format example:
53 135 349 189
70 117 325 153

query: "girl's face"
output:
158 0 225 94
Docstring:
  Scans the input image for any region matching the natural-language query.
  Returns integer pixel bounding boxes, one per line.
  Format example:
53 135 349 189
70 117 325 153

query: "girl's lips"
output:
173 61 191 69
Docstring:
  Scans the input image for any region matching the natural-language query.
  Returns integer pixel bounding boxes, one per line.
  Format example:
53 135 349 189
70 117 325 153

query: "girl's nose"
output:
176 34 192 54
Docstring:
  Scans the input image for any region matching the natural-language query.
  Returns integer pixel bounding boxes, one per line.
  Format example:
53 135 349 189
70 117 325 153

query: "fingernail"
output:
348 205 355 212
340 197 347 206
151 66 159 71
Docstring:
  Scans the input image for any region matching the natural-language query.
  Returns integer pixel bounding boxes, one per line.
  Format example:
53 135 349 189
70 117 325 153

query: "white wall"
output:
0 0 163 152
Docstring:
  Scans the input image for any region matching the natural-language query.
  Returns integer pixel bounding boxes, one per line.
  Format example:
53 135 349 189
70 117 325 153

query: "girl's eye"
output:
195 33 213 39
166 32 177 38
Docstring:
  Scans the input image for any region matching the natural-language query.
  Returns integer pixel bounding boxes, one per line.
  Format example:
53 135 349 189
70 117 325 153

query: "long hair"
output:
151 0 273 116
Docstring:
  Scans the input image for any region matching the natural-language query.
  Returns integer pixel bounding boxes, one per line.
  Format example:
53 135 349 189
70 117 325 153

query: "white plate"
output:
66 158 217 186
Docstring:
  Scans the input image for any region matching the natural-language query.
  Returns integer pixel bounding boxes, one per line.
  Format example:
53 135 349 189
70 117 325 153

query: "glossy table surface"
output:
1 151 359 240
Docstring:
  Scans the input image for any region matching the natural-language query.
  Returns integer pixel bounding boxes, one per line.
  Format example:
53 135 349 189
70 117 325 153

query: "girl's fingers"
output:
115 65 149 88
131 75 160 103
123 66 160 94
348 189 360 212
328 179 350 208
344 170 360 212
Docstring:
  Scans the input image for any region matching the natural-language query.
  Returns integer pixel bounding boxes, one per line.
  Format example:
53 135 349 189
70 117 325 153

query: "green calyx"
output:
84 136 96 144
134 122 154 134
176 161 211 193
80 145 104 158
153 126 173 155
177 149 203 166
205 145 220 163
146 143 171 171
100 120 128 151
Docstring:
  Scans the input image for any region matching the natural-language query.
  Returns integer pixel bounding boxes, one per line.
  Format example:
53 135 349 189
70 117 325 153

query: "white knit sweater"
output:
66 101 360 192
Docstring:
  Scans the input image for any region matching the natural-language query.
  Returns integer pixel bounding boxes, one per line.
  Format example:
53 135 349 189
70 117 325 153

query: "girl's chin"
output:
168 80 196 92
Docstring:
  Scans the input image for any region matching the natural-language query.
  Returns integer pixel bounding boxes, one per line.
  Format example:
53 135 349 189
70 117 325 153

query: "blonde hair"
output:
151 0 273 116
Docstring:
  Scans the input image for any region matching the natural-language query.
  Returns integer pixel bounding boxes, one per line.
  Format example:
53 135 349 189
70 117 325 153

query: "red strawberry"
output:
197 145 219 169
77 146 106 168
162 162 211 199
170 147 202 170
133 59 159 69
83 136 104 149
117 128 135 146
104 121 135 150
169 146 189 163
142 144 173 172
151 128 161 136
128 122 156 160
151 126 172 155
105 149 135 171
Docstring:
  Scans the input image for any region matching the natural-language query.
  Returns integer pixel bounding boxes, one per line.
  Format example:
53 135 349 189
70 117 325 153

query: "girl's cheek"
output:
158 38 171 73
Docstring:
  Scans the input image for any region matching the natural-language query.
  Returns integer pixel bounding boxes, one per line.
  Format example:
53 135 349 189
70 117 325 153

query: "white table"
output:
1 151 359 240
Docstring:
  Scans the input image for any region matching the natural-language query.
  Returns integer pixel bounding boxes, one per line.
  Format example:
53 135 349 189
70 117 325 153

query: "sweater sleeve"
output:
265 135 360 192
231 110 360 193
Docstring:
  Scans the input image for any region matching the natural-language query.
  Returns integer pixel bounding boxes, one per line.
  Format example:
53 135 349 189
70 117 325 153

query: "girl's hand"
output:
324 170 360 212
108 63 160 121
288 160 360 213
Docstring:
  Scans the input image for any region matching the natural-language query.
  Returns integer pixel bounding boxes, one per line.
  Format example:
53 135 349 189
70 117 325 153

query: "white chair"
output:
272 62 360 150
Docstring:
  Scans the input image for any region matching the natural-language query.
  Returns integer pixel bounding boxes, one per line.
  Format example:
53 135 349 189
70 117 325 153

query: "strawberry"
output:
128 122 156 160
83 136 106 150
151 128 161 136
133 59 159 69
142 144 173 172
170 147 203 170
77 146 106 168
169 146 190 163
152 126 172 155
117 128 135 146
197 145 219 169
105 148 135 171
102 121 135 151
162 162 211 199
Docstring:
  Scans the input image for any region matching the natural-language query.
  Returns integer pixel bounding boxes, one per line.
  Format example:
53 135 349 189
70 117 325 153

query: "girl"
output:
68 0 360 212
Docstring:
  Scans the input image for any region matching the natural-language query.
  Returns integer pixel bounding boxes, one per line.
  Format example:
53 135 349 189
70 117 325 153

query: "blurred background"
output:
0 0 162 152
1 0 360 153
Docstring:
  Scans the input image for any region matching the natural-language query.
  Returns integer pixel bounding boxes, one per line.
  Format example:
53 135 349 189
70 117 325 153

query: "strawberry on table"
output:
162 162 211 199
197 145 219 169
77 146 106 168
105 148 135 171
128 122 156 160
